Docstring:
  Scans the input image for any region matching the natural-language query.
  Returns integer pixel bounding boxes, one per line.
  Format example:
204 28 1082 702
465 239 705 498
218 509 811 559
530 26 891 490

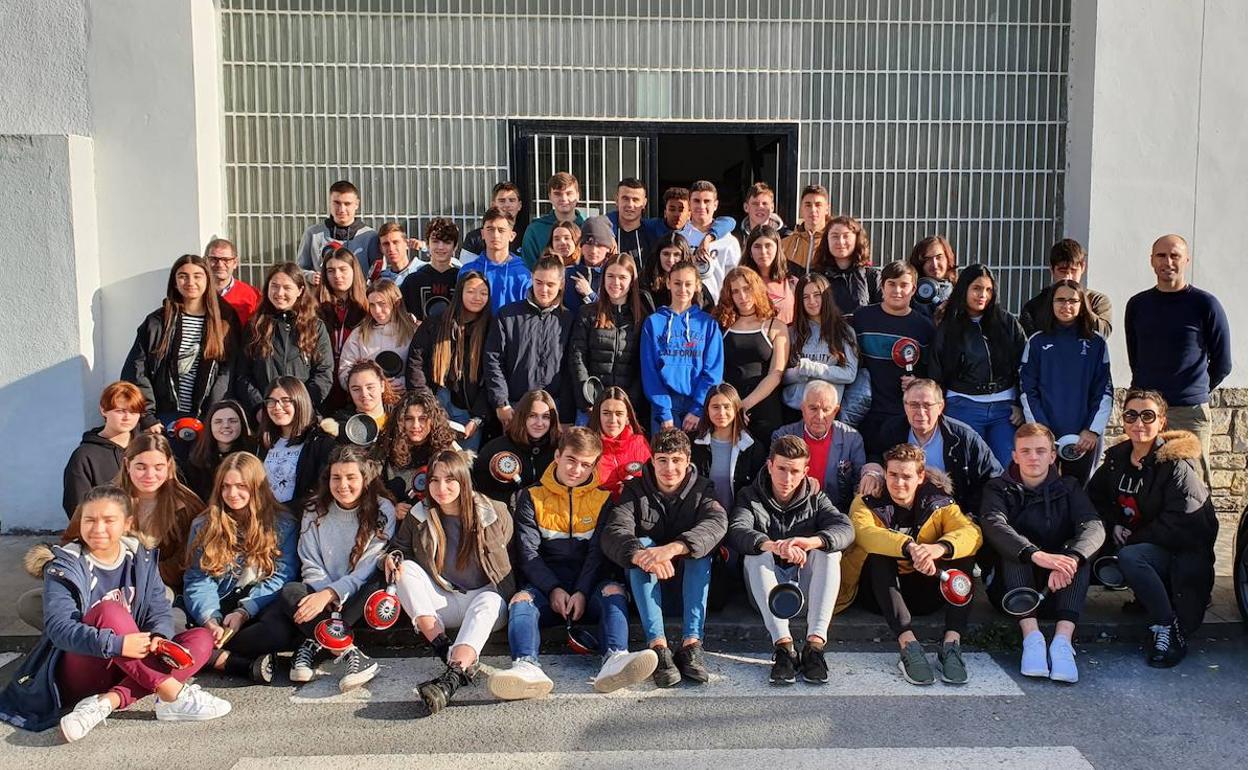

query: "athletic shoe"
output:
799 643 829 684
593 649 659 694
59 695 112 743
769 643 798 685
289 639 320 683
1048 636 1079 683
898 641 935 686
937 641 969 685
1020 630 1050 678
674 641 710 684
417 663 474 715
339 647 379 692
251 653 275 685
1147 620 1187 668
154 683 232 722
651 645 681 688
488 660 554 700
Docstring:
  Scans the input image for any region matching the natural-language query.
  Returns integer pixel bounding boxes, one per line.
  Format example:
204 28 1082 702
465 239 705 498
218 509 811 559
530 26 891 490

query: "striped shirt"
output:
176 314 206 412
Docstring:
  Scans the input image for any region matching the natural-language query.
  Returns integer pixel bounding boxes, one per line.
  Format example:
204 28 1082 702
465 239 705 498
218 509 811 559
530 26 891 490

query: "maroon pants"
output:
55 600 212 710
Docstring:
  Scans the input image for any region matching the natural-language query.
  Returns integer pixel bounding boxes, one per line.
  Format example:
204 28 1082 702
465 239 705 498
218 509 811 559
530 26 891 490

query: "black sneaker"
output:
769 643 798 685
674 641 710 684
800 642 829 684
250 653 275 684
1147 620 1187 668
429 632 452 662
417 662 474 715
651 646 681 688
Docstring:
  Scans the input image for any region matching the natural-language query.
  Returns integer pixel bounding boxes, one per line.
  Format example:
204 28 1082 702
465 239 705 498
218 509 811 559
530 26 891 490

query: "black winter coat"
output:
568 302 644 411
928 310 1027 396
235 311 335 413
483 298 574 413
61 429 126 518
824 263 882 316
980 467 1106 563
869 415 1003 517
727 473 855 555
600 465 728 567
405 316 493 425
121 306 241 422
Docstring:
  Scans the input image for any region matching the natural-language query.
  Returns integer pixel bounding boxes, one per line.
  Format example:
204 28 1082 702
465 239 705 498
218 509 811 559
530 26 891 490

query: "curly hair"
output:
383 389 457 469
712 267 777 329
310 444 390 570
812 215 872 272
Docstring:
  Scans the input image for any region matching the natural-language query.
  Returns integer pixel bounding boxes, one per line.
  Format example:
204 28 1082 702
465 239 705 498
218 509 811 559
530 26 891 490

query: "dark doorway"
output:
656 133 787 226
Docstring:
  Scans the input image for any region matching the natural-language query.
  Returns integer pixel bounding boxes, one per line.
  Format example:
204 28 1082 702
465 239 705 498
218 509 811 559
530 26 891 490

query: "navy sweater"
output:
1124 286 1231 406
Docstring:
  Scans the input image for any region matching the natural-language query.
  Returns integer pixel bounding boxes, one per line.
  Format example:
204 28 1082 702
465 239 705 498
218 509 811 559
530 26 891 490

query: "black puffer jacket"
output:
928 310 1027 396
483 297 574 412
121 306 240 421
568 302 644 411
405 315 493 425
727 473 855 555
600 465 728 567
235 311 335 413
824 263 882 316
980 466 1105 564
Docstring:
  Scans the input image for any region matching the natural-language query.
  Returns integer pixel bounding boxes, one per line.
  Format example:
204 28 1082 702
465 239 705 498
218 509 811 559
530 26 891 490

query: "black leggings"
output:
236 576 384 654
859 554 976 638
991 559 1092 624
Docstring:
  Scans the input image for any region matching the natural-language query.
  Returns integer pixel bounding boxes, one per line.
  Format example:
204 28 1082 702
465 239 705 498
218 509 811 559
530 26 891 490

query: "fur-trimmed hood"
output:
1106 429 1203 465
22 543 55 580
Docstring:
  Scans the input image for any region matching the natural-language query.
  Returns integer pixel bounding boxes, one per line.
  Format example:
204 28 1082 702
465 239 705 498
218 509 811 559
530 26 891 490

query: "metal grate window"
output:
221 0 1070 308
526 134 650 219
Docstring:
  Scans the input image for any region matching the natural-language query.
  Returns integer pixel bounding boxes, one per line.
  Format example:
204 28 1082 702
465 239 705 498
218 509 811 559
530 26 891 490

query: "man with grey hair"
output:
771 380 865 513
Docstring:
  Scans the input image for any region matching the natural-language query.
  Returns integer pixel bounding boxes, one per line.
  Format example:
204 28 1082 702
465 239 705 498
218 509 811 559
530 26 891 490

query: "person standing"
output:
1019 239 1112 337
607 177 654 268
296 180 379 277
461 182 525 262
403 218 462 322
521 173 586 269
782 185 831 277
206 237 262 326
458 208 532 313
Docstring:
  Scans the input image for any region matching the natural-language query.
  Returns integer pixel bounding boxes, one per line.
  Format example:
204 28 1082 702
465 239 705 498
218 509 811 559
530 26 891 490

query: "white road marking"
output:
289 650 1022 704
0 653 20 669
233 747 1092 770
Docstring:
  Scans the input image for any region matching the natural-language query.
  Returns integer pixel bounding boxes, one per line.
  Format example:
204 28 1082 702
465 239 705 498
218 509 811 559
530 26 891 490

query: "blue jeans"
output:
945 395 1016 469
627 537 713 644
650 394 697 434
436 386 482 452
507 582 631 662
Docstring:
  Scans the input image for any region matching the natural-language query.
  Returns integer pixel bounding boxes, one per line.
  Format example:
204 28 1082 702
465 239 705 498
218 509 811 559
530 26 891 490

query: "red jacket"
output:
221 278 262 327
598 426 651 499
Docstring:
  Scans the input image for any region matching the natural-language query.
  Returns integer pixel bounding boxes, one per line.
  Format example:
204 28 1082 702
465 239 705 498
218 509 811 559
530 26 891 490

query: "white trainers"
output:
154 683 232 722
593 649 659 694
487 660 554 700
1020 630 1049 678
59 695 112 743
1049 635 1079 683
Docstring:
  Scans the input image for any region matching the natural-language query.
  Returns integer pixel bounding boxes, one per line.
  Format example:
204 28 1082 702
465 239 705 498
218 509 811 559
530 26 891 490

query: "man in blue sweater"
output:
1124 234 1231 484
458 208 532 314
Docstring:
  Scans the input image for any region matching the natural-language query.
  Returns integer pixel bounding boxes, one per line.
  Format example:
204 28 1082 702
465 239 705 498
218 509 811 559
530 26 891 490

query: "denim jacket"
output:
182 512 300 625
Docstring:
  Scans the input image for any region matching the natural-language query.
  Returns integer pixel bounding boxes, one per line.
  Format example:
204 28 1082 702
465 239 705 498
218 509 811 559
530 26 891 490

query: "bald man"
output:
1124 234 1231 483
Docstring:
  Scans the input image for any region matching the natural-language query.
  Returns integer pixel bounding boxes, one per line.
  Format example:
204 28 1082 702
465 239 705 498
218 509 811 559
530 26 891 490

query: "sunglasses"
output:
1122 409 1158 425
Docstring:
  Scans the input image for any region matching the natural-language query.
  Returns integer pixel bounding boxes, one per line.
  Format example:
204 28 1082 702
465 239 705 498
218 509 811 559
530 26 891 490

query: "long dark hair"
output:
641 232 692 292
695 383 746 444
153 254 230 361
744 225 787 282
791 273 856 365
506 389 562 446
593 253 645 329
423 449 481 574
811 215 872 272
310 444 390 570
189 399 254 469
907 235 959 282
587 386 645 437
248 262 324 361
257 377 316 449
430 272 491 389
1039 278 1098 338
938 264 1019 363
316 247 369 311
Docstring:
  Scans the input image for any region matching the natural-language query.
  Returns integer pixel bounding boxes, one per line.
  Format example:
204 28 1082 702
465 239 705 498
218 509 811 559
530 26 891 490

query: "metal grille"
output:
526 134 650 219
221 0 1070 307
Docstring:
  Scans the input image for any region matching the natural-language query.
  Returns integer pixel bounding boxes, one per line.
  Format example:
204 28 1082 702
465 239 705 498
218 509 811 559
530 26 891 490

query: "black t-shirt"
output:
851 303 935 417
402 263 459 321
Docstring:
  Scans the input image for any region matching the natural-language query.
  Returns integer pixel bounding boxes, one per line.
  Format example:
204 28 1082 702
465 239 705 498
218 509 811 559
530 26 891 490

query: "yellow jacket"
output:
834 474 982 613
781 223 825 275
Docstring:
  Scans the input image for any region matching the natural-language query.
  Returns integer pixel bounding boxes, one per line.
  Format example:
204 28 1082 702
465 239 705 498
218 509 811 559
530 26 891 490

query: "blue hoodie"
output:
459 253 532 314
1019 326 1113 437
640 306 724 424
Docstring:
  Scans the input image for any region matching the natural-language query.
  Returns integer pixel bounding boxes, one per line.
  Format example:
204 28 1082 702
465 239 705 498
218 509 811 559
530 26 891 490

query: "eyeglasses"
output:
1122 409 1158 425
1052 297 1081 306
904 401 941 412
207 256 237 265
264 397 295 408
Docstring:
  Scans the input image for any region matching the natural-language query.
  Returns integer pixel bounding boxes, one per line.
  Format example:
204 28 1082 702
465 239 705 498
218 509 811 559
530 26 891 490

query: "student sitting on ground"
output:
728 435 854 686
62 381 146 519
489 428 658 700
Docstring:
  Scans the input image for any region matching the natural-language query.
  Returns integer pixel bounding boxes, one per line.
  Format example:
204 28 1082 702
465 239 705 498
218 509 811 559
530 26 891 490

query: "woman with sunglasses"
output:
1087 389 1218 669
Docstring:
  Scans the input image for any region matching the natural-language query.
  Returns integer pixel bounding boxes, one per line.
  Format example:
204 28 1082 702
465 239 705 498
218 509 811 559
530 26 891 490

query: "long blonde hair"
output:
191 452 285 577
361 279 417 346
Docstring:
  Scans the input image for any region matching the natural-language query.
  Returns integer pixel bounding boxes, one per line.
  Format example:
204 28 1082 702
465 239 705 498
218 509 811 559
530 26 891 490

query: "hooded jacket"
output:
600 465 728 568
388 492 515 598
835 470 983 612
182 511 302 626
979 467 1106 564
640 305 725 424
1087 431 1218 631
771 420 865 514
597 426 652 499
568 302 644 411
1019 326 1114 438
121 305 241 421
61 429 126 519
0 538 170 732
869 415 1003 517
235 311 335 412
483 296 574 411
513 464 613 597
727 473 855 556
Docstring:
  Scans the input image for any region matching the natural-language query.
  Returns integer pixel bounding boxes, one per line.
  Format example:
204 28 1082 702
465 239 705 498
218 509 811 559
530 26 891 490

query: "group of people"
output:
3 172 1231 743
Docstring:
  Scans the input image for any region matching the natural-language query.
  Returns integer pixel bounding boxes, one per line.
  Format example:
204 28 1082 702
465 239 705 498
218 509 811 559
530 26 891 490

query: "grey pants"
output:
742 549 842 644
1165 403 1212 487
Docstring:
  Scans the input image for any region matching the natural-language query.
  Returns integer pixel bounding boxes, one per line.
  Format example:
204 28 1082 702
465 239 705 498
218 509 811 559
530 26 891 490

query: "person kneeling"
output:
838 443 982 686
729 435 855 685
601 428 728 687
387 449 514 714
0 486 230 742
489 428 657 700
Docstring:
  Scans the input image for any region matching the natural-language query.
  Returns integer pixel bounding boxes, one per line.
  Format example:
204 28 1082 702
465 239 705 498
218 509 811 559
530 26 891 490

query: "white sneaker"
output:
59 695 112 743
1049 636 1079 683
1020 630 1049 678
154 683 232 722
593 649 659 694
487 660 554 700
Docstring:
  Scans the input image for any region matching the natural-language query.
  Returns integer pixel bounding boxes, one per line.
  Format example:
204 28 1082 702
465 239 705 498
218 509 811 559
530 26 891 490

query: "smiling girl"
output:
337 278 416 394
473 390 560 504
184 400 255 500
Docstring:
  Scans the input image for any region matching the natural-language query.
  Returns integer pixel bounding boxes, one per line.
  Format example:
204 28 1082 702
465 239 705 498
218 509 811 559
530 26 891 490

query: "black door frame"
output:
509 119 800 232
